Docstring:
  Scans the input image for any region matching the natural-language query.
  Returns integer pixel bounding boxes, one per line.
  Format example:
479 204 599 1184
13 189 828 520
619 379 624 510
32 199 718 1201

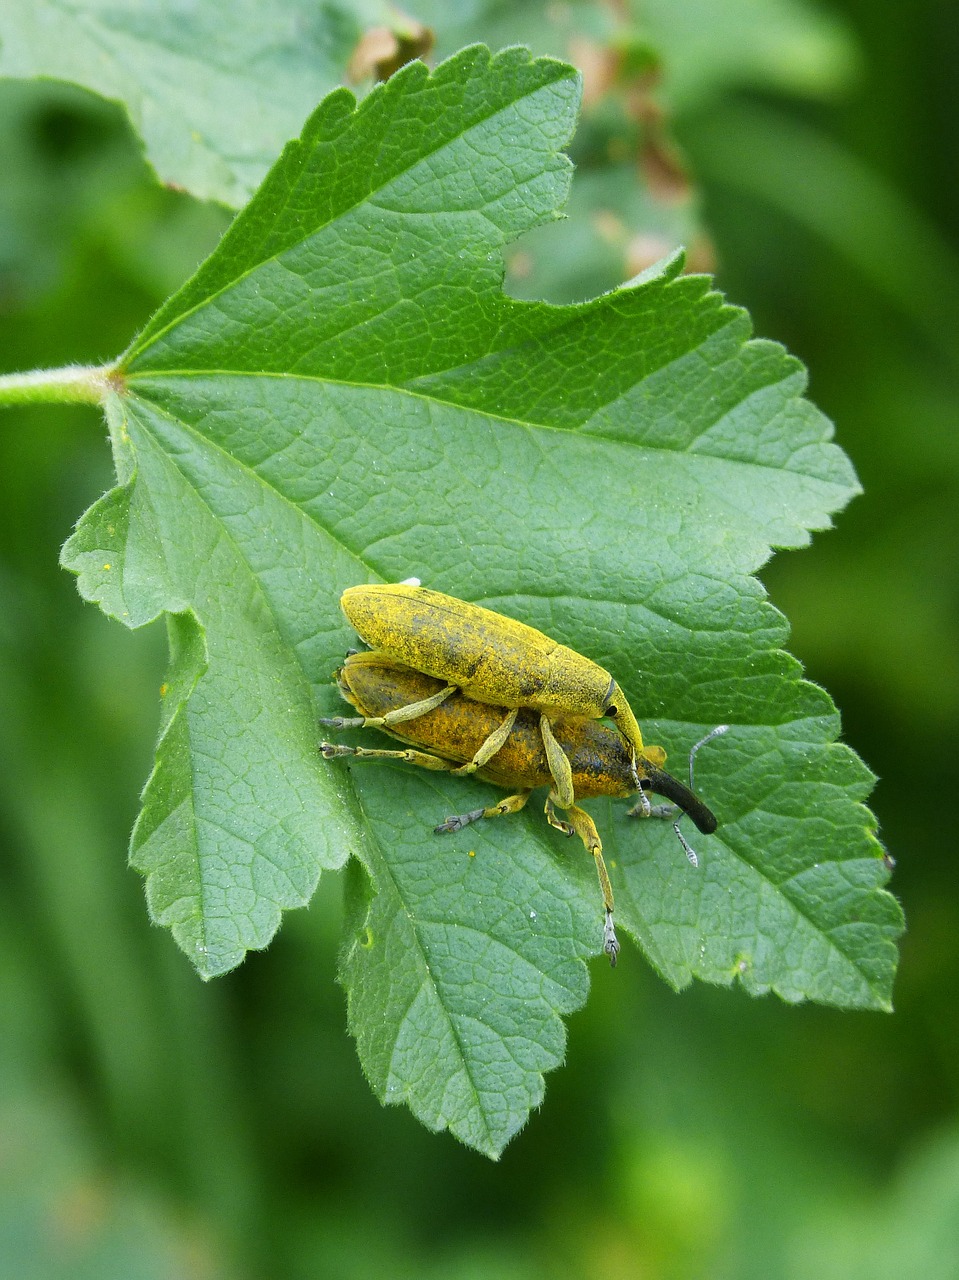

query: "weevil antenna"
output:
671 724 729 863
627 751 643 797
673 822 699 868
688 724 729 791
629 725 729 864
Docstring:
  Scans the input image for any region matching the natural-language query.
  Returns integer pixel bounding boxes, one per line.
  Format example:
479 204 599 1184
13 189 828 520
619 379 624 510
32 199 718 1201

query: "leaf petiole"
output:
0 363 120 409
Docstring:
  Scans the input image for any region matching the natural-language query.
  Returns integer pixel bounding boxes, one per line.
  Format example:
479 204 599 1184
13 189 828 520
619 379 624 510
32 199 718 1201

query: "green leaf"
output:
417 0 856 303
60 46 900 1155
0 0 365 207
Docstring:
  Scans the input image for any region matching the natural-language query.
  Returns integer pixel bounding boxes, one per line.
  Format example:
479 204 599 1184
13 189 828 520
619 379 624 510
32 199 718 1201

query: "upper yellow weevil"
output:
338 583 653 764
320 585 724 965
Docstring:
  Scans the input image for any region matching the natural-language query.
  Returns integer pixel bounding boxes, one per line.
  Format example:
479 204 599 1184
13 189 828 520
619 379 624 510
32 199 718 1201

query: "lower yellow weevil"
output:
320 624 724 964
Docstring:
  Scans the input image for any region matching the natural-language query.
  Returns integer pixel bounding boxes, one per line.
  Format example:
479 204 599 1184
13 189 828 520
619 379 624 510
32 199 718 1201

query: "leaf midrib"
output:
125 365 831 488
125 387 812 677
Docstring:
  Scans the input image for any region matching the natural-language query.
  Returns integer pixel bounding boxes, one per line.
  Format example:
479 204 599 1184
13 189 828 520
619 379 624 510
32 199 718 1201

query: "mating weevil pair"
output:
320 583 726 966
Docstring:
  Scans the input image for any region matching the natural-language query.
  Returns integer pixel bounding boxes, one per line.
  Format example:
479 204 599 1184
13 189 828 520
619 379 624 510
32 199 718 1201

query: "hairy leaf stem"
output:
0 363 120 408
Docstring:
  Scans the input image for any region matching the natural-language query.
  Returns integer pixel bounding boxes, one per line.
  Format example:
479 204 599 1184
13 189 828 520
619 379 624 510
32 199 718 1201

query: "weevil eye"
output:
601 677 620 718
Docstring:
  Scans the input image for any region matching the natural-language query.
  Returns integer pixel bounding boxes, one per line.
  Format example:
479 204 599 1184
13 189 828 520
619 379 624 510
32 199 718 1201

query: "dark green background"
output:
1 2 956 1276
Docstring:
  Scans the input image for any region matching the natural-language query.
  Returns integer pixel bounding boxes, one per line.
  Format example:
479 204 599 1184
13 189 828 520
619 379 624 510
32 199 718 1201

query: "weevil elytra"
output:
320 590 722 964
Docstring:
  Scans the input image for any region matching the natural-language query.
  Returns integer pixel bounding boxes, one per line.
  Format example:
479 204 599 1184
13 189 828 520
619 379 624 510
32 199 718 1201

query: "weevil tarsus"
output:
435 789 532 834
603 911 620 967
435 807 488 834
543 792 574 838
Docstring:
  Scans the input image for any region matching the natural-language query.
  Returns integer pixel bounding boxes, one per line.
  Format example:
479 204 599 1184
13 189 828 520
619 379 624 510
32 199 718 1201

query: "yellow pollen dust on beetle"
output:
320 582 725 966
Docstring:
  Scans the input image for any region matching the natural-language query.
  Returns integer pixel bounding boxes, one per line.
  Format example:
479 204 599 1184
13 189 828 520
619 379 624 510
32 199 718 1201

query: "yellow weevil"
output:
336 584 652 768
320 586 724 964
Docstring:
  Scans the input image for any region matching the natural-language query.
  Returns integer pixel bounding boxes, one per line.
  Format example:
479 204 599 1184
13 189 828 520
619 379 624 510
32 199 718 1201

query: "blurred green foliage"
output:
0 0 956 1276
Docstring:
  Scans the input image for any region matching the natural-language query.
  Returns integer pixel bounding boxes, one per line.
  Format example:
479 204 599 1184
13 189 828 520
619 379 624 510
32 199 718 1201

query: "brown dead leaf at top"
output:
348 17 434 83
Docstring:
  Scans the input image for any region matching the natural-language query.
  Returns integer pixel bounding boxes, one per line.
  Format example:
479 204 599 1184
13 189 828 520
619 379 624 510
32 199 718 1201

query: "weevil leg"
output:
566 805 619 967
320 742 460 772
641 799 684 821
452 708 519 776
318 682 458 731
322 742 535 836
627 787 653 819
435 789 532 834
544 795 619 967
540 715 575 810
